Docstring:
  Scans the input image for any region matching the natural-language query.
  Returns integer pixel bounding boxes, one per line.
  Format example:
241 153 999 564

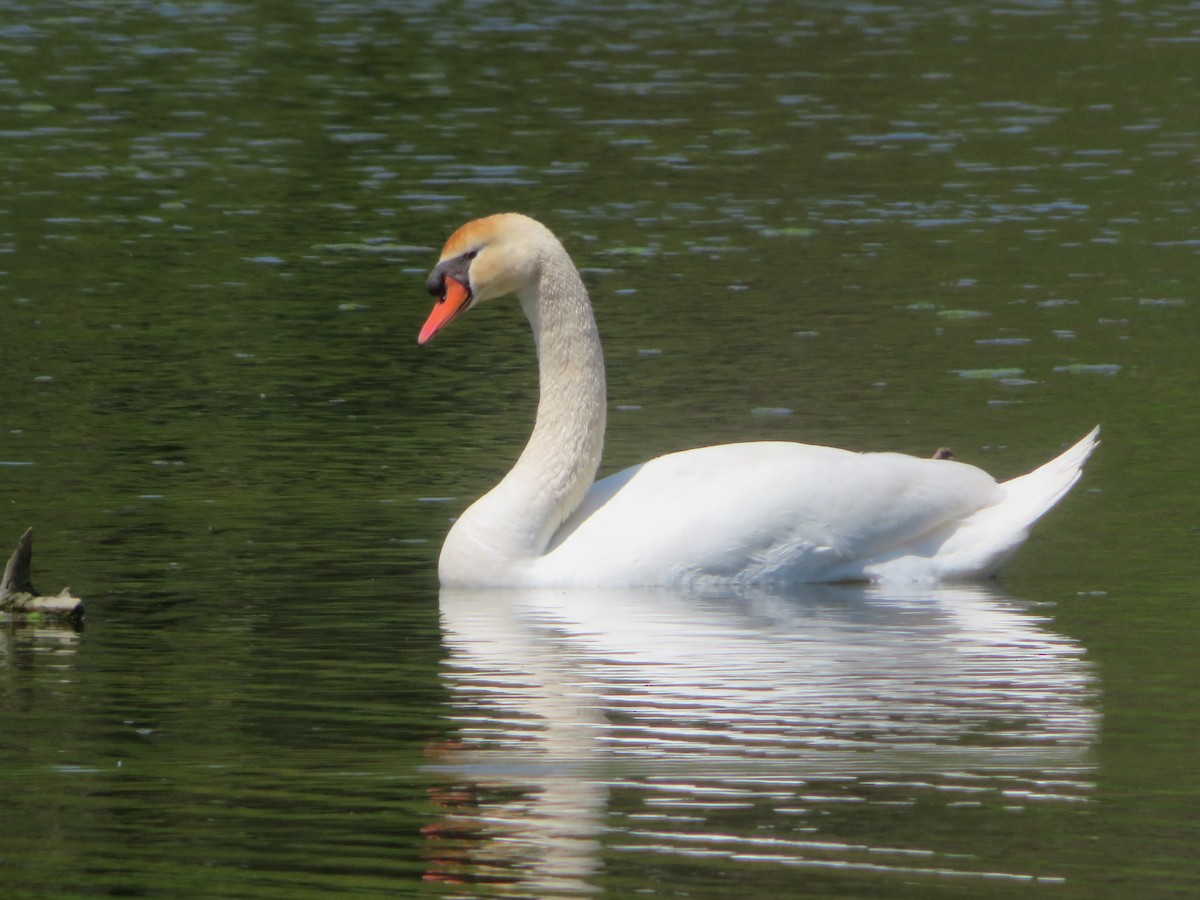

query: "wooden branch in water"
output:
1 528 83 621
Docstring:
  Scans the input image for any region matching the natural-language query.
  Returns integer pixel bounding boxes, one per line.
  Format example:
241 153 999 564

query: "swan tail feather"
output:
937 426 1100 578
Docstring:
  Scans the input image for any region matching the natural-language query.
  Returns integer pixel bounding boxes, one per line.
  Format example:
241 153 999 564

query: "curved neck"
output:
448 238 606 571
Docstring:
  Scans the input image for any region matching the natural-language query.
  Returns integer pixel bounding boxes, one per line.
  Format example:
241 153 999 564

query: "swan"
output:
417 213 1098 588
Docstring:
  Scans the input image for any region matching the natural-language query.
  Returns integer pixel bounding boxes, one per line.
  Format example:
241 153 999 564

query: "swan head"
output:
419 213 548 345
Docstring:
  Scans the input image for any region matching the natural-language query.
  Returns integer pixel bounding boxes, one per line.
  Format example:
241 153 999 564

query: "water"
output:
2 2 1198 897
434 585 1098 893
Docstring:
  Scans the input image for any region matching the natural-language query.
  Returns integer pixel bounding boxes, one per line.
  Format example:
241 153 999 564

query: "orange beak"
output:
418 276 472 345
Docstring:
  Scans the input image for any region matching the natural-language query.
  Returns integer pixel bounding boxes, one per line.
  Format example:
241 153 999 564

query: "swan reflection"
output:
426 583 1097 893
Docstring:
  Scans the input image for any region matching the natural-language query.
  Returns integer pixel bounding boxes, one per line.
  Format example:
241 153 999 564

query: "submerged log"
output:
1 529 83 621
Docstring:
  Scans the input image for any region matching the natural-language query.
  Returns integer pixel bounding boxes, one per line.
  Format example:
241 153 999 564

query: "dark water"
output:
2 2 1198 897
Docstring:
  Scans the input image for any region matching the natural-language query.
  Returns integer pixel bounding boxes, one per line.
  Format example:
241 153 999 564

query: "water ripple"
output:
429 584 1098 892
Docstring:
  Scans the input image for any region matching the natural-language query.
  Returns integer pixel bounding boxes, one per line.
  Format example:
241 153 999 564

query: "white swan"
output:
418 213 1098 588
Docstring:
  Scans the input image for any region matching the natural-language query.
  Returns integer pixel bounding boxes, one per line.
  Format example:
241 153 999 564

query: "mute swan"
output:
418 213 1098 588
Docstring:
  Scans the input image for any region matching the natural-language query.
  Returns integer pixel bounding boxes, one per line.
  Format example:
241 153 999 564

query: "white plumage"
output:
418 213 1098 588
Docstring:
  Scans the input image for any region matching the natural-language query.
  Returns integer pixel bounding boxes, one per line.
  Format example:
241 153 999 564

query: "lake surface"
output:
2 2 1198 897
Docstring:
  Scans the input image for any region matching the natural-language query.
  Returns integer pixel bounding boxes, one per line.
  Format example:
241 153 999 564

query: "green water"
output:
2 2 1198 897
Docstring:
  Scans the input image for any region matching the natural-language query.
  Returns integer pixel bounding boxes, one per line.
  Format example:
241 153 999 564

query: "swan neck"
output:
516 243 607 541
443 233 605 581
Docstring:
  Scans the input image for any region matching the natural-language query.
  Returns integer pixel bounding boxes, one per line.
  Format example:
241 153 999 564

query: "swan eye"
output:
427 248 477 298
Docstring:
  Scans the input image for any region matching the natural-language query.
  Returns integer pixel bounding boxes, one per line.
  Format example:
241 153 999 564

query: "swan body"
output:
418 213 1098 588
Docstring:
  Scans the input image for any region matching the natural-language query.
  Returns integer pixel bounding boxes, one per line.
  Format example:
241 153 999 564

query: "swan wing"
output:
535 442 1000 586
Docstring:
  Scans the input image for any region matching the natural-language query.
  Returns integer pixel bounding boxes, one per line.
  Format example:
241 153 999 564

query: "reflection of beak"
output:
418 276 472 345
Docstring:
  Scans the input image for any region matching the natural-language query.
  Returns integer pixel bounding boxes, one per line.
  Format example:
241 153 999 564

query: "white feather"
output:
420 214 1099 588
